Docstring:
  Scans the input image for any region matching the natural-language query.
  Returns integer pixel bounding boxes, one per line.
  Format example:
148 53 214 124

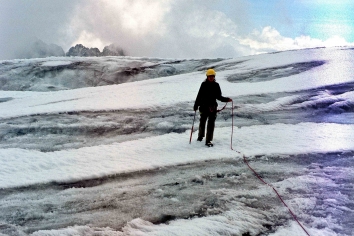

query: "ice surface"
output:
1 122 354 189
1 47 354 235
41 61 73 67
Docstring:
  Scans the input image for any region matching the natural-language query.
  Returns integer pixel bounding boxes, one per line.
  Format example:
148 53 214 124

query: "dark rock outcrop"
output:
102 44 125 56
66 44 101 57
66 44 125 57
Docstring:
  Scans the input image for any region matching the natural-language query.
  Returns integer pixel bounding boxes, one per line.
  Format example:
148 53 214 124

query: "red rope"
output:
242 155 311 236
192 101 310 234
230 102 311 236
216 101 234 150
217 102 228 112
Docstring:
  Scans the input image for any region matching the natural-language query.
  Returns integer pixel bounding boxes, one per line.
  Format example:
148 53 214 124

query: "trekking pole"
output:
189 111 197 144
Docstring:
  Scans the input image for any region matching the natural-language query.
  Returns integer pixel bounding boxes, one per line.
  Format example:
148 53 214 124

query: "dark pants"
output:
198 112 217 142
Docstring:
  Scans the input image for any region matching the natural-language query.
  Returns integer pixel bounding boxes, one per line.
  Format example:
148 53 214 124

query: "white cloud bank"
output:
1 0 353 60
239 26 354 54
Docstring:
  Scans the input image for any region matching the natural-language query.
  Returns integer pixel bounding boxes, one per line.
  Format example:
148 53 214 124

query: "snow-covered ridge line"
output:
0 55 223 92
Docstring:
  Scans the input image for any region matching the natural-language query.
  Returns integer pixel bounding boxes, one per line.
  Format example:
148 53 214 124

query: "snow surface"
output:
1 122 354 189
1 47 354 235
41 61 73 67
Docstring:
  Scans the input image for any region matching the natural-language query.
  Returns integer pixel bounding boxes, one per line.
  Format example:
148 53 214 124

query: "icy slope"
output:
0 56 223 91
1 47 354 236
1 123 354 188
1 47 354 188
1 47 354 119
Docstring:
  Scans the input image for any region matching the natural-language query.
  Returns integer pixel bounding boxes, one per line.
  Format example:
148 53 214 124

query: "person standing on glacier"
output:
193 69 232 147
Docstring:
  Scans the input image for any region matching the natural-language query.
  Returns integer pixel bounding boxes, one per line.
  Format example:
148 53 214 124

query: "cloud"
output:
0 0 353 60
149 0 247 58
66 0 248 59
0 0 250 59
66 0 171 56
239 26 354 54
0 0 80 59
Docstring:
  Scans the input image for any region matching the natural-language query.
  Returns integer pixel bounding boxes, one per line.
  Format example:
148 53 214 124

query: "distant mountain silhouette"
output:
17 40 65 59
66 44 125 57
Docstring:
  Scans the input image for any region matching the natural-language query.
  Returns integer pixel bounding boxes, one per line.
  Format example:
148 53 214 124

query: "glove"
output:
193 104 198 111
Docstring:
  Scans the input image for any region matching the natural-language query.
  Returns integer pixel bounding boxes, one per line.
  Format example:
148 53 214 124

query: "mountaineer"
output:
193 69 232 147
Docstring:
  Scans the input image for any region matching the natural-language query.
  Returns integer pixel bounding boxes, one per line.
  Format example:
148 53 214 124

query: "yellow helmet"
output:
206 69 216 76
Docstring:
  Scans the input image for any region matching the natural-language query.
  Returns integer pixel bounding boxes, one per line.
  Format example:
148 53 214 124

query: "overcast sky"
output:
1 0 354 60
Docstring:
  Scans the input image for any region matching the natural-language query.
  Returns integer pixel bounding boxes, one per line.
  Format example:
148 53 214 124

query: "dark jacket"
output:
194 79 229 113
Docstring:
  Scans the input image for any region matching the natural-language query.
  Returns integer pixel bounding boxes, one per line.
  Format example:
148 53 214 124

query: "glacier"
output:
0 47 354 235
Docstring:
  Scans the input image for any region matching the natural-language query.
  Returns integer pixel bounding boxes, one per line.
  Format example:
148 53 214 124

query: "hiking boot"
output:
205 141 213 147
197 137 203 142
